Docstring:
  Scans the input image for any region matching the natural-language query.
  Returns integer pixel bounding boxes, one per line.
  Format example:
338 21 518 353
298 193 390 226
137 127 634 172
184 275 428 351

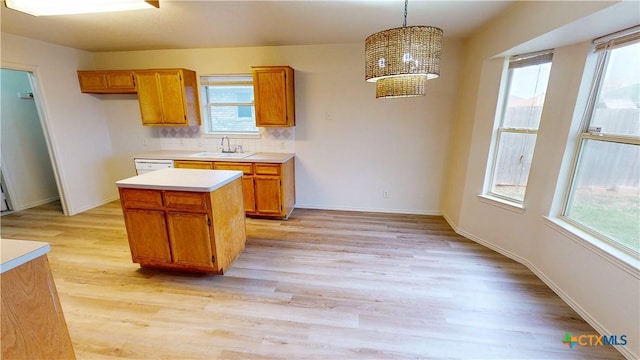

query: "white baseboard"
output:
11 196 59 212
294 203 442 216
67 195 120 216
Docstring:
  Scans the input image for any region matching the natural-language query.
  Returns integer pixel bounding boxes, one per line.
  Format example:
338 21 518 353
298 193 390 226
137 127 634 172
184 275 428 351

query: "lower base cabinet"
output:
118 178 246 274
175 158 295 219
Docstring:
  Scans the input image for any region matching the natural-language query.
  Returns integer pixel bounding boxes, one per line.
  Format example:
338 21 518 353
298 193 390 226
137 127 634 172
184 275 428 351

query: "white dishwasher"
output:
134 159 174 175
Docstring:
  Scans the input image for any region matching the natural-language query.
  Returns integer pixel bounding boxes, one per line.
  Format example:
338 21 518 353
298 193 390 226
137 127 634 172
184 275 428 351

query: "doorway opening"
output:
1 67 67 215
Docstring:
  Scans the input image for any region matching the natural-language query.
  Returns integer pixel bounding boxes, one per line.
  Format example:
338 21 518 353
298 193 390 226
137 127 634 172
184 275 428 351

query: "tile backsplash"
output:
156 127 295 153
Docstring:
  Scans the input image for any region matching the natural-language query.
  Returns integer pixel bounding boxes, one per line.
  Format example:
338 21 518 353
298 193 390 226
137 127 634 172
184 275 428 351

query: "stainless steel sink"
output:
189 152 254 159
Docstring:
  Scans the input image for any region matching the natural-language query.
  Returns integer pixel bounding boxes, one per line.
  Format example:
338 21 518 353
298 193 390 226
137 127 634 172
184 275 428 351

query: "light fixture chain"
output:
403 0 408 27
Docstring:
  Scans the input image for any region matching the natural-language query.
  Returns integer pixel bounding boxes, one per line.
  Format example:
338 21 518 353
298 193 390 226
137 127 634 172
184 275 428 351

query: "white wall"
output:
1 33 118 215
91 40 462 215
0 68 58 210
442 2 640 359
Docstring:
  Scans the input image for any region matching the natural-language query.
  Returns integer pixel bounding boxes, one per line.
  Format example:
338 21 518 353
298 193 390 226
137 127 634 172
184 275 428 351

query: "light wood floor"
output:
1 201 624 359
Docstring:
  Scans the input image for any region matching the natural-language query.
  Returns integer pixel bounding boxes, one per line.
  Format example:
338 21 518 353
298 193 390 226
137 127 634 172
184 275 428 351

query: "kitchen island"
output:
116 168 246 274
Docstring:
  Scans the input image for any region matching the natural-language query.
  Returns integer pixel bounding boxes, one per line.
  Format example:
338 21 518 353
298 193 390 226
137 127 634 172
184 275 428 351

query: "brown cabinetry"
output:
77 70 136 94
174 160 214 169
1 248 76 360
118 181 245 274
252 66 295 127
172 158 295 219
135 69 201 127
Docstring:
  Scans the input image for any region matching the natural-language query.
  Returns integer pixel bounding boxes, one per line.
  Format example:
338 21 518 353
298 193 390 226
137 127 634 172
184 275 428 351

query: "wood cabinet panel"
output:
163 191 209 212
157 71 188 125
135 69 201 127
255 163 281 175
175 160 214 169
252 66 295 127
167 212 214 269
119 188 163 209
254 176 282 216
241 176 256 214
78 70 136 94
210 179 246 271
136 71 164 125
123 209 172 265
1 256 76 360
213 162 253 174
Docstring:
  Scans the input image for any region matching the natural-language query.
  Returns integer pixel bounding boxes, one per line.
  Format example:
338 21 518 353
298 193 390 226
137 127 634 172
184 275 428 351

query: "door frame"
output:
1 62 70 215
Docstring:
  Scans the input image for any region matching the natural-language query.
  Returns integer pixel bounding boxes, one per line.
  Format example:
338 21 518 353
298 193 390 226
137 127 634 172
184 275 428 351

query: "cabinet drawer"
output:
213 162 254 175
255 163 281 175
175 160 214 169
163 191 210 211
119 188 163 209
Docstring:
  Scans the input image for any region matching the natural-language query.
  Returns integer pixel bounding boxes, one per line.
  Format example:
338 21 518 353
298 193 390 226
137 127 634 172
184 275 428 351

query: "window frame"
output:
560 28 640 256
484 50 553 206
200 74 261 138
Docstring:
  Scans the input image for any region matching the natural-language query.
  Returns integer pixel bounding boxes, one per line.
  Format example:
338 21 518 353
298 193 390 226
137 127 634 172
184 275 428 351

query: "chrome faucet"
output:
221 136 232 152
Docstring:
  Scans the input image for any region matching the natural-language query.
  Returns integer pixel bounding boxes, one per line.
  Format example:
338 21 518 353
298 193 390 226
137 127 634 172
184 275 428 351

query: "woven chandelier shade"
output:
365 25 443 83
376 76 426 98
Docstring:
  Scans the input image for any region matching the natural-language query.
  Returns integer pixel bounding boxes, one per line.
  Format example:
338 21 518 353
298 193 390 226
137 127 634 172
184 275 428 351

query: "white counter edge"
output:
1 239 51 274
115 169 243 192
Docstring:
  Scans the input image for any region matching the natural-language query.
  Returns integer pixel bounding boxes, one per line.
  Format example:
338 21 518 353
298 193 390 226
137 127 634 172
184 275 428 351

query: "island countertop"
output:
115 168 243 192
133 150 294 163
1 238 51 274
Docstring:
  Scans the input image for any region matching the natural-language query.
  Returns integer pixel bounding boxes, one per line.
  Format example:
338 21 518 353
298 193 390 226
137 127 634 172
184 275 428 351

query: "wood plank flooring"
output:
1 201 625 359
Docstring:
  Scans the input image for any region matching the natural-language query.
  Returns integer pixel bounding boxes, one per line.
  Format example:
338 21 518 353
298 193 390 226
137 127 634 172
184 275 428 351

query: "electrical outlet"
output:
383 190 389 198
279 141 286 149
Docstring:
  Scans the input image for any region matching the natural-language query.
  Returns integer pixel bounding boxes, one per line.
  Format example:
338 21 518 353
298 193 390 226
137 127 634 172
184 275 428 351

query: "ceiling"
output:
0 1 513 52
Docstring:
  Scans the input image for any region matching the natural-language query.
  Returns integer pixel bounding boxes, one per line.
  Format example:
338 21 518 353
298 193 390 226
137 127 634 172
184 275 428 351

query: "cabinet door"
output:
157 70 188 125
242 176 256 214
136 72 164 125
252 67 295 127
254 176 282 216
105 72 136 92
78 70 136 93
123 209 172 265
166 212 215 269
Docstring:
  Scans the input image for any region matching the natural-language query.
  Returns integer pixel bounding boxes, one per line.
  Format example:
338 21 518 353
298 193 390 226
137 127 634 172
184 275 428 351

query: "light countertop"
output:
116 168 243 192
1 238 51 274
133 151 294 163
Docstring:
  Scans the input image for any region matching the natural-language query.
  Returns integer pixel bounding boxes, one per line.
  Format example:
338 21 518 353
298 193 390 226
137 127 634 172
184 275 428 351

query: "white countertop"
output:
134 150 294 163
1 238 51 274
116 168 243 192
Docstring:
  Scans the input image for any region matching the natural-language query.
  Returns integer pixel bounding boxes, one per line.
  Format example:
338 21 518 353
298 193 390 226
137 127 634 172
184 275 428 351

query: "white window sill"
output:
543 216 640 275
477 194 525 214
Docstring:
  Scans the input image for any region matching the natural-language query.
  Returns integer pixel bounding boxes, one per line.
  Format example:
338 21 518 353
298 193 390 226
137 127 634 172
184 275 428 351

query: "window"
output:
486 50 553 203
200 75 259 134
564 27 640 254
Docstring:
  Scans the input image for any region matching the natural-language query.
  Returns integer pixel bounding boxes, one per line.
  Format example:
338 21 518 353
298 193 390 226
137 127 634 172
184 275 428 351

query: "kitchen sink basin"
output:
189 152 254 159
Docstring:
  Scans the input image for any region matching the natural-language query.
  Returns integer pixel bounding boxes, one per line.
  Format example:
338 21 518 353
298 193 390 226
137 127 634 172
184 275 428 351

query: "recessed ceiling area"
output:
0 1 513 52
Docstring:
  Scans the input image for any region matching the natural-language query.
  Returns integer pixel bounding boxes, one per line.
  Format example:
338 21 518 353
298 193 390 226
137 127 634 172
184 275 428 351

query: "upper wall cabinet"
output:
77 70 137 94
135 69 201 127
252 66 295 127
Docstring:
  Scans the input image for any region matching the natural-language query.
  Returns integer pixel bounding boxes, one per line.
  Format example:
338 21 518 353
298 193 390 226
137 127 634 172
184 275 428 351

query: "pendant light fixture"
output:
365 0 443 98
